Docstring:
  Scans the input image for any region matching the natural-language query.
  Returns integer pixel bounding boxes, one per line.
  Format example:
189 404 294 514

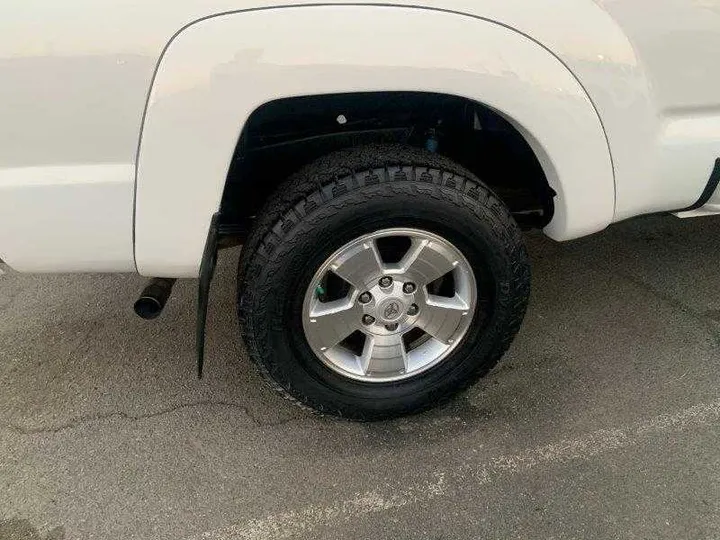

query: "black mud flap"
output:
196 213 220 378
677 158 720 212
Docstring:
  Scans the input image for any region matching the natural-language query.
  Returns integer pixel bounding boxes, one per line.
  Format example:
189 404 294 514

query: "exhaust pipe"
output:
134 278 177 320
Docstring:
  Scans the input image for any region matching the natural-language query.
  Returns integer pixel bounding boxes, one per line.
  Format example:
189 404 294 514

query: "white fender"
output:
135 5 614 277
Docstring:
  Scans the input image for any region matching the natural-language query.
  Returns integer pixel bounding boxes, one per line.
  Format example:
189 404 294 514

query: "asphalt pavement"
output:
1 214 719 540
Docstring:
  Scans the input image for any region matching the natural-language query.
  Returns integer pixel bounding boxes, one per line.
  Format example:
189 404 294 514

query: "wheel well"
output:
220 92 554 237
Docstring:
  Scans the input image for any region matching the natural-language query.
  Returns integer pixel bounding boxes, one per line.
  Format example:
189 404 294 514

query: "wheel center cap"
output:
377 298 405 323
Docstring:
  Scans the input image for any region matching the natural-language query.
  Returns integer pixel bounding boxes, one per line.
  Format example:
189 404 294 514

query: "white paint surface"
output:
0 165 135 272
1 0 720 273
135 5 614 276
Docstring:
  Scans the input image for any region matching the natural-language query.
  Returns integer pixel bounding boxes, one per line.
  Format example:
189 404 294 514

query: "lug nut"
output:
358 292 372 304
362 315 376 325
403 282 416 294
407 304 419 316
379 276 393 288
385 323 399 331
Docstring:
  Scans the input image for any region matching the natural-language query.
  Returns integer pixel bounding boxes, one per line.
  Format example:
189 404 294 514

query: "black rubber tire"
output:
237 144 530 420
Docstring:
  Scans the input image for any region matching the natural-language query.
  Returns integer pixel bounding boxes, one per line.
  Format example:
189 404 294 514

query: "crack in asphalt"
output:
613 270 720 346
5 401 300 435
571 255 720 346
191 397 720 540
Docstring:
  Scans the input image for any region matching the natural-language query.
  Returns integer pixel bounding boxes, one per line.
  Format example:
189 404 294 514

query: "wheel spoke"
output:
398 238 458 285
414 293 470 344
307 298 363 350
358 335 375 374
303 227 478 382
331 239 384 290
361 332 407 375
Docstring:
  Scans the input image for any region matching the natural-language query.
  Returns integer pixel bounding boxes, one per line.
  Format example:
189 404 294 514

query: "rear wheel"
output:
238 144 530 420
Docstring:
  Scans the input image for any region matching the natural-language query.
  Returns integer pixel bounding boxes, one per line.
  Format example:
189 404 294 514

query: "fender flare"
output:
135 4 614 277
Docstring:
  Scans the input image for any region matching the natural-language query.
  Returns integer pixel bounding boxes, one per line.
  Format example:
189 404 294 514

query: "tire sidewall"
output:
241 180 527 418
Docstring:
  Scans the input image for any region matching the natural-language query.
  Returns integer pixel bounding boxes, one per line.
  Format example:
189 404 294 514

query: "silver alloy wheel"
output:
302 228 477 382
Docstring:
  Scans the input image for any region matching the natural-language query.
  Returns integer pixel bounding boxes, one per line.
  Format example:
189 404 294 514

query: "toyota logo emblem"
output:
383 302 400 319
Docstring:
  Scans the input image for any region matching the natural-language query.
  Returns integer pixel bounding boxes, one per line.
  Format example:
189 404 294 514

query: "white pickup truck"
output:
1 1 719 419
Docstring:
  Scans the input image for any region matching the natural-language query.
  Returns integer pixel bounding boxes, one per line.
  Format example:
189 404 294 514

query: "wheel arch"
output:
221 91 556 234
135 4 614 277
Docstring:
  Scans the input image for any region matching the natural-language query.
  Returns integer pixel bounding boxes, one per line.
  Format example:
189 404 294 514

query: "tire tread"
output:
237 144 530 420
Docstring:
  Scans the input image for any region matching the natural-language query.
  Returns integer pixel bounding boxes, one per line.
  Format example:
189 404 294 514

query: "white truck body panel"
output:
0 0 718 274
596 0 720 220
0 164 135 272
136 5 614 276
